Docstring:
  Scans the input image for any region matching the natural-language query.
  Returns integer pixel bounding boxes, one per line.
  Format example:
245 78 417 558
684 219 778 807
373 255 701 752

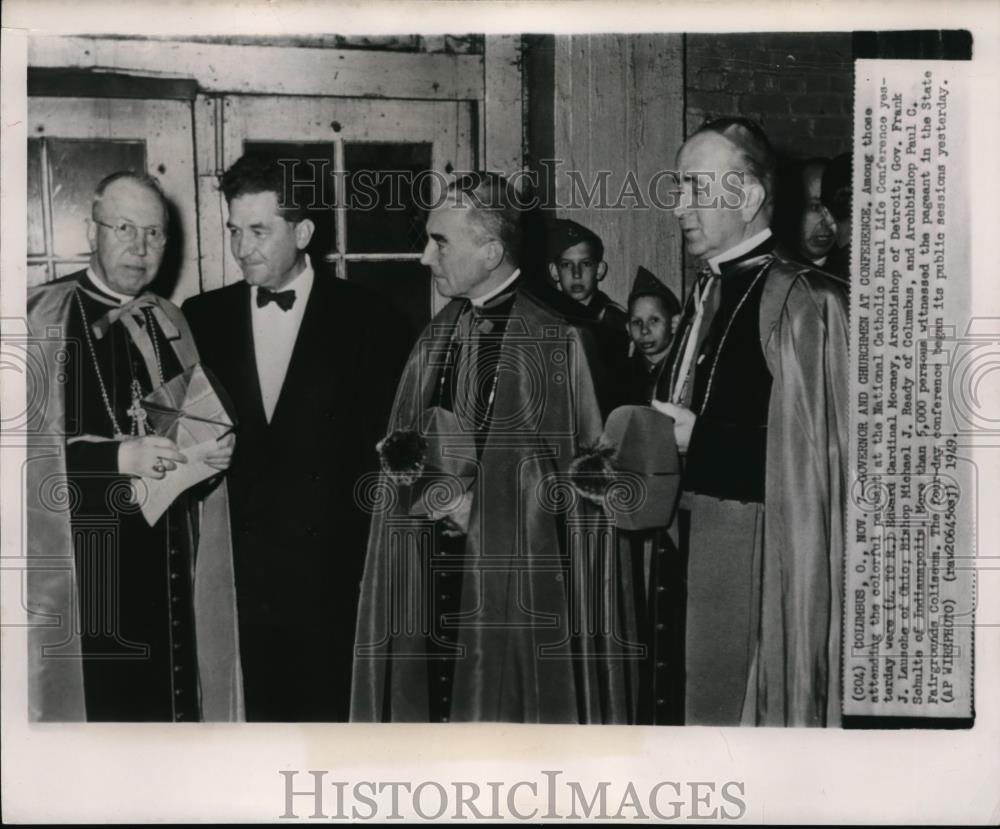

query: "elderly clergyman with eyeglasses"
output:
25 171 243 722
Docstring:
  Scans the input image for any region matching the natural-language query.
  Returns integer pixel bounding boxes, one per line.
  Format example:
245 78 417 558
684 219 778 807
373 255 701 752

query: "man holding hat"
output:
655 117 850 727
352 173 640 723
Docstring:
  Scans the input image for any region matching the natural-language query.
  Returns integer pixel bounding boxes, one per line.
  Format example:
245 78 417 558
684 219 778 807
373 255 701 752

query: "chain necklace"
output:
74 289 164 438
668 269 715 405
142 307 165 386
696 261 771 416
434 301 504 427
435 307 466 408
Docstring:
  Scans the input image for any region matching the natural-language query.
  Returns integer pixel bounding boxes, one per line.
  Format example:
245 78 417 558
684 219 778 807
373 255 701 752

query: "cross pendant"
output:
127 382 148 436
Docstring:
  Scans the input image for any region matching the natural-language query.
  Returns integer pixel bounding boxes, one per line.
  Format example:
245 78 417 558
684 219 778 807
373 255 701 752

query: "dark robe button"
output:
657 585 665 593
440 594 450 601
170 572 178 579
172 620 180 627
656 661 665 670
439 675 448 682
176 713 185 721
656 698 665 706
656 623 665 631
169 547 179 557
440 717 449 723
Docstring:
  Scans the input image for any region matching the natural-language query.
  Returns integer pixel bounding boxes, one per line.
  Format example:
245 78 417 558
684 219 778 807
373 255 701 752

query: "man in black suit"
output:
183 155 407 721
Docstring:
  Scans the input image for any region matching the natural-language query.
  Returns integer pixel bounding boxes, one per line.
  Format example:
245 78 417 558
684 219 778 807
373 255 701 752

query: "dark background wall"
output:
685 32 854 160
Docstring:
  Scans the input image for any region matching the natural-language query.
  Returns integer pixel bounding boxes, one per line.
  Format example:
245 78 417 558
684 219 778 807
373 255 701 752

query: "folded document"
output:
136 364 236 525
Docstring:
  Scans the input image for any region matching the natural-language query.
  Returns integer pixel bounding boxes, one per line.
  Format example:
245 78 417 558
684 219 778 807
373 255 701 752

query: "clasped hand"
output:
118 432 236 480
429 489 474 538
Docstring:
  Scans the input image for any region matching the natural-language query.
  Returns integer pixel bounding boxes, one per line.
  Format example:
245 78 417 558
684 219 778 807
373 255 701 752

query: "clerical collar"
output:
85 266 133 305
707 228 773 275
250 254 315 305
470 268 521 308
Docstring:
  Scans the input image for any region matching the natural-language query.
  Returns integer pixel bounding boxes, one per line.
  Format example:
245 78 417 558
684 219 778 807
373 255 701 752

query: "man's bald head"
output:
690 116 777 209
92 171 169 217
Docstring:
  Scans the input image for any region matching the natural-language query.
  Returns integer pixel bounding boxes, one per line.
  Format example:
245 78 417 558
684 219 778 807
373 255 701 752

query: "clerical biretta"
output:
351 173 642 723
26 171 242 722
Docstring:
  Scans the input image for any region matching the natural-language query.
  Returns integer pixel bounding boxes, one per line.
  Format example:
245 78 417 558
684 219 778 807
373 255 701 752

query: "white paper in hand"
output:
134 364 236 525
134 437 224 525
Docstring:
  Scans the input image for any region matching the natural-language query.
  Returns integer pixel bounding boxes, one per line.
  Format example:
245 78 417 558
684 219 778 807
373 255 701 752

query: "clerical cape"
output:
662 243 849 727
746 254 850 727
351 288 641 723
25 273 243 721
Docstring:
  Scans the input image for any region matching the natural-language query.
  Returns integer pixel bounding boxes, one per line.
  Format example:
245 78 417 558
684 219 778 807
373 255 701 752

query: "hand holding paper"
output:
118 435 187 480
203 432 236 471
133 364 237 525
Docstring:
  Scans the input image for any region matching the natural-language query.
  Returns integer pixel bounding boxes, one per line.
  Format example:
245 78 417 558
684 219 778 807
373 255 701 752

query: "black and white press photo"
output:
1 1 998 824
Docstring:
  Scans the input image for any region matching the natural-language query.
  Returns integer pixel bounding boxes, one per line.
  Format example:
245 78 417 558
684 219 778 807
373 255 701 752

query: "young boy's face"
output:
549 241 606 303
628 295 673 360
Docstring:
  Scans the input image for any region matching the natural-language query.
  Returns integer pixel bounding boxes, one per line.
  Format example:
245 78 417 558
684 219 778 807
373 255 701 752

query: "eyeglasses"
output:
93 218 168 249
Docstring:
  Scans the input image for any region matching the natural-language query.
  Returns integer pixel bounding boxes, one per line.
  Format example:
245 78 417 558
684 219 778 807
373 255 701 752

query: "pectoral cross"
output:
127 379 149 436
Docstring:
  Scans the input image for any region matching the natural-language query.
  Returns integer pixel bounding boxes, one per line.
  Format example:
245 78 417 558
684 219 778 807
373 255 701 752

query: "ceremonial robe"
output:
351 286 641 723
26 271 243 722
662 238 849 727
617 350 686 724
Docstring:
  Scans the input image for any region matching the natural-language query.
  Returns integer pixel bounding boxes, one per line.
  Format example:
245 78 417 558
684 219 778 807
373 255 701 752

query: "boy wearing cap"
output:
625 266 682 404
548 218 627 330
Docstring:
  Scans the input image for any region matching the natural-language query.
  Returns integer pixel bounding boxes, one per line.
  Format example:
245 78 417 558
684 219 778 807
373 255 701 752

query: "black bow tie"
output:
257 286 296 311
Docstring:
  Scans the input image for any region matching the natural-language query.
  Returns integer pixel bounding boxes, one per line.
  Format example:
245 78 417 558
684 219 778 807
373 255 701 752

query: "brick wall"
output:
685 32 854 159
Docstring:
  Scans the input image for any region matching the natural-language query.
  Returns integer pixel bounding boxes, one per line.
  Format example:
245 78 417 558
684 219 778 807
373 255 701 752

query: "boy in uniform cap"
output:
626 266 682 405
820 152 852 280
548 218 627 330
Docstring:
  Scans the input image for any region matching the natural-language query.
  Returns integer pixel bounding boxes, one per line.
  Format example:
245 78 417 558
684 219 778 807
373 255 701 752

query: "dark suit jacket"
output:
183 275 408 721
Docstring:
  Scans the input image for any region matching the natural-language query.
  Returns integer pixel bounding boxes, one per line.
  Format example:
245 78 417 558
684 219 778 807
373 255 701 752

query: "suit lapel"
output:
268 275 335 428
233 282 268 430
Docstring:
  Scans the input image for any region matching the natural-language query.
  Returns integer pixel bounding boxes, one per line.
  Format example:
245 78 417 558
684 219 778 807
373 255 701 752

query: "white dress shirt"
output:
251 256 314 422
